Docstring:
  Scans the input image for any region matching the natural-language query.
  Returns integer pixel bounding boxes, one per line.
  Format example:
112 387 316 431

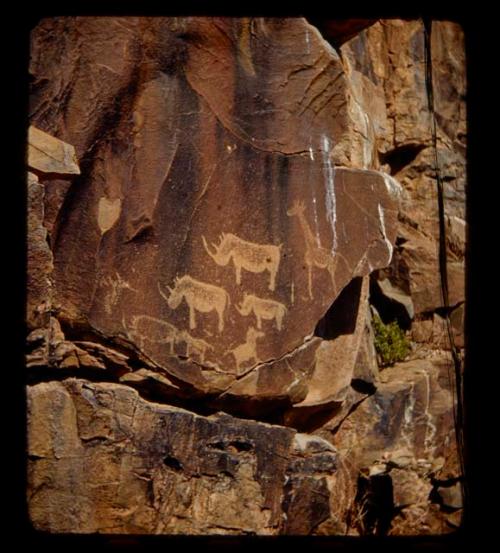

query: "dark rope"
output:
422 17 467 510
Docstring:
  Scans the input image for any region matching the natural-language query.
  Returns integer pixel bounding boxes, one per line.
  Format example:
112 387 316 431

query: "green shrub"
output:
372 313 410 367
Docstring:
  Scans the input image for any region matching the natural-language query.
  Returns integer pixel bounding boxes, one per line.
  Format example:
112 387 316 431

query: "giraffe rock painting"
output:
287 200 337 299
202 233 281 291
158 275 230 333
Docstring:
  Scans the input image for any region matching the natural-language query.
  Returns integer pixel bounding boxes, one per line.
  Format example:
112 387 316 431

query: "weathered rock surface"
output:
28 379 341 535
27 171 53 331
26 16 466 536
29 16 399 405
340 19 466 326
317 357 463 535
28 125 80 176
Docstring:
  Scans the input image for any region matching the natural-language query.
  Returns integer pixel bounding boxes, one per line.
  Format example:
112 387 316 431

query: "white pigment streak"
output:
312 195 321 244
422 370 437 454
362 111 371 168
402 382 416 451
322 135 337 253
309 146 314 161
378 203 393 264
381 172 404 199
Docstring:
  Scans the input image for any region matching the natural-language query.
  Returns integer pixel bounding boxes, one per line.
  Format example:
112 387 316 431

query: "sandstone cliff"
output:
27 17 465 535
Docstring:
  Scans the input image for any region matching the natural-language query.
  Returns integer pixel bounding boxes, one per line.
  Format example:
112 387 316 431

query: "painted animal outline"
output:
158 275 230 332
177 330 214 363
226 326 264 373
287 200 337 299
236 293 287 331
125 314 178 354
202 232 282 291
102 272 137 314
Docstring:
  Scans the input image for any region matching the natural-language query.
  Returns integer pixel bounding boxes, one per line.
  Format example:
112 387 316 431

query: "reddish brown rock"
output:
340 20 466 321
27 379 341 535
300 278 370 407
27 172 53 330
314 357 462 535
26 16 466 537
29 17 399 403
412 303 465 350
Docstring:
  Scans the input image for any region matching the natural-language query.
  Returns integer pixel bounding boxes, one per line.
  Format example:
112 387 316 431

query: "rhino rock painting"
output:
202 233 282 291
158 276 230 333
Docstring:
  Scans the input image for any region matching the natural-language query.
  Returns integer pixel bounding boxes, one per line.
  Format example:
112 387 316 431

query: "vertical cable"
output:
422 17 467 511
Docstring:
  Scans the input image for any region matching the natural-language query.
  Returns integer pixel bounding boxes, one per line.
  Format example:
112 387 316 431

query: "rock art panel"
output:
26 16 467 537
29 16 399 399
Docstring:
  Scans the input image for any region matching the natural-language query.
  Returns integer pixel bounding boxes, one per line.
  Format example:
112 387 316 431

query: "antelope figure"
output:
236 293 287 331
177 330 214 363
158 275 230 332
227 326 265 373
287 200 337 299
202 232 281 291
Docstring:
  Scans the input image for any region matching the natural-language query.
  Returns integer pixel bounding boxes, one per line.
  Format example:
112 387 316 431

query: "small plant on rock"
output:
372 313 410 367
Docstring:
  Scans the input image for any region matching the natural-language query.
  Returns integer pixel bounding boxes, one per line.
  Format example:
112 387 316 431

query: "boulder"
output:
316 357 462 534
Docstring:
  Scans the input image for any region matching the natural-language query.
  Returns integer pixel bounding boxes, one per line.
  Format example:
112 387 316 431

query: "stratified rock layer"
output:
28 379 340 535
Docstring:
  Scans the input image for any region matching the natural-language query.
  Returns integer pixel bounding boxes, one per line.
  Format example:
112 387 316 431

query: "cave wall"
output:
26 17 465 535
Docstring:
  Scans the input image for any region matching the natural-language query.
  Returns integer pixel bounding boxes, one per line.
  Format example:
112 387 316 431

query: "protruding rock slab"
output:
28 126 80 175
29 17 399 399
27 379 340 535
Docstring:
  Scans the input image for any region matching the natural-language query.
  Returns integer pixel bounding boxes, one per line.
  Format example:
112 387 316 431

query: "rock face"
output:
339 20 466 330
27 17 465 535
28 379 340 535
29 17 398 404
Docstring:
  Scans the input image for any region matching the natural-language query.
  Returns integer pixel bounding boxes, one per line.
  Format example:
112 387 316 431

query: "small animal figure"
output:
177 330 214 363
125 314 178 354
227 326 265 373
236 293 287 331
